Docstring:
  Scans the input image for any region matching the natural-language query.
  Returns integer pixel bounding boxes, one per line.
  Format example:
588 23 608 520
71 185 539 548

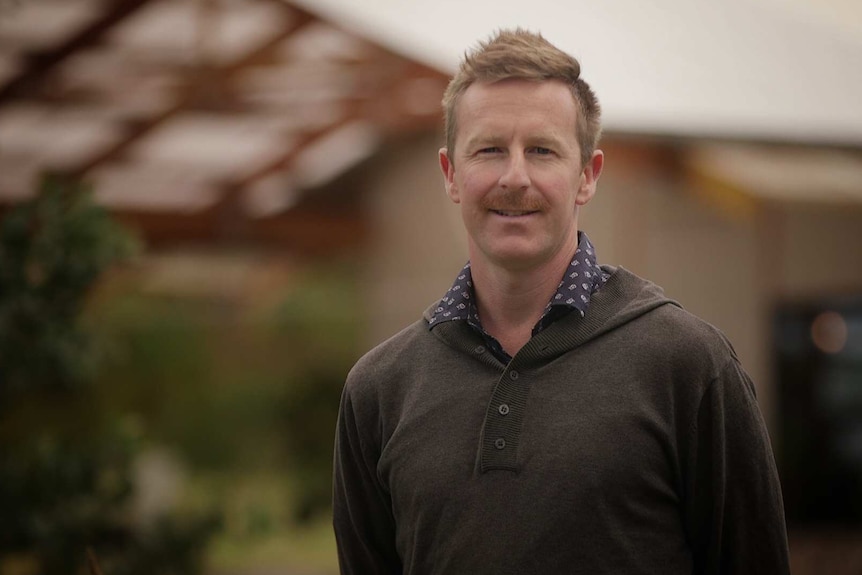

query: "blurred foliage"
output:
269 265 360 522
89 261 361 526
0 174 218 575
0 173 137 396
0 174 361 575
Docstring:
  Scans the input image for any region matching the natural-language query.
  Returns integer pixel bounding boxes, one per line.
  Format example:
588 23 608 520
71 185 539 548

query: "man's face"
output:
439 79 602 273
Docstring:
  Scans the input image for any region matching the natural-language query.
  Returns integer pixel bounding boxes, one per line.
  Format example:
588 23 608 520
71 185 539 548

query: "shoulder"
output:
340 317 462 443
343 318 441 406
642 301 742 384
608 280 760 431
606 267 741 380
652 301 734 349
348 319 430 382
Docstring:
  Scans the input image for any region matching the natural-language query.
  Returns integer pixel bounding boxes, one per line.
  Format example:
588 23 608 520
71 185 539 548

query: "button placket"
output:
480 365 530 473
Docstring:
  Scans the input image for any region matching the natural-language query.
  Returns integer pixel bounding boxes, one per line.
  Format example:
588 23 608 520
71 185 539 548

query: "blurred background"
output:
0 0 860 574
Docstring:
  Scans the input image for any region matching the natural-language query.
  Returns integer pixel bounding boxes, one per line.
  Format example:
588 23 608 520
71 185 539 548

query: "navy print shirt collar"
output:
428 232 608 344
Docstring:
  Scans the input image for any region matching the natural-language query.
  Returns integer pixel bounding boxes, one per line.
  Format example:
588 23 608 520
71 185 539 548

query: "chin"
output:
470 235 553 268
486 247 549 269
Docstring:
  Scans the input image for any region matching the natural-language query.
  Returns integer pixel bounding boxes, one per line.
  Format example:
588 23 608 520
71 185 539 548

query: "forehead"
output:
455 79 579 144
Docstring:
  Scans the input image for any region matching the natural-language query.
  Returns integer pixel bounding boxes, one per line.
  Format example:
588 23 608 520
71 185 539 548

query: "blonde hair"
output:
442 29 601 166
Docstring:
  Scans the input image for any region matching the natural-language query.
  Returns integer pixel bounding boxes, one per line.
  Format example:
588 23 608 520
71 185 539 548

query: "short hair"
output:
442 28 602 167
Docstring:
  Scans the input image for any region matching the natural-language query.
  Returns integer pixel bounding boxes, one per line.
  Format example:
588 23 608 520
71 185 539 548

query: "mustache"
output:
480 190 549 212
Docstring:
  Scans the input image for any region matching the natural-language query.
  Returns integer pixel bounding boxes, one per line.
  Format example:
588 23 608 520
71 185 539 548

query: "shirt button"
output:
498 404 510 416
509 370 519 380
494 438 506 450
474 345 486 354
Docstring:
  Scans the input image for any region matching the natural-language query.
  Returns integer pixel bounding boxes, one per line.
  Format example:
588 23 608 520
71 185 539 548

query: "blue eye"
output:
532 147 552 155
479 147 502 154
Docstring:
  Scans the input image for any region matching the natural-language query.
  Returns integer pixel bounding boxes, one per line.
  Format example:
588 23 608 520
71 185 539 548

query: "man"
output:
333 29 790 574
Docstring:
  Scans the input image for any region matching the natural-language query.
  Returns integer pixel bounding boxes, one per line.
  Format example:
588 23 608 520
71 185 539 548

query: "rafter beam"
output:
233 102 364 192
215 57 447 198
69 4 317 176
202 98 362 240
205 54 447 232
236 51 449 189
110 201 367 253
0 0 155 104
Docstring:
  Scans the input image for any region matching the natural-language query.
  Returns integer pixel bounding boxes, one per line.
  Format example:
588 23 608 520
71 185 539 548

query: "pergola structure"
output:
0 0 449 253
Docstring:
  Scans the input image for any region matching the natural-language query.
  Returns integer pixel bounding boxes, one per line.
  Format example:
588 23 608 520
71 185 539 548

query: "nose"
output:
499 152 530 191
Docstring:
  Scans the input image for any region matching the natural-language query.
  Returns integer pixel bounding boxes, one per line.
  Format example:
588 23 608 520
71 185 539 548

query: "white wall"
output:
773 203 862 299
360 132 467 347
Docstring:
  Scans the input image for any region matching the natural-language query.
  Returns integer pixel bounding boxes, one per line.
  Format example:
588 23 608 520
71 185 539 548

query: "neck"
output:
471 239 578 357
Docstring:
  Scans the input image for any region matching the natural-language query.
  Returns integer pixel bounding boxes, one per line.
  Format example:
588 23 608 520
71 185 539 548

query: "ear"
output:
439 147 460 204
575 149 604 206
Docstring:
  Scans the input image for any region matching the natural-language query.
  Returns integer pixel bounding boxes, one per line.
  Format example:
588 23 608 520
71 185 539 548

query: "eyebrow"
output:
463 134 567 152
463 135 506 151
526 136 565 149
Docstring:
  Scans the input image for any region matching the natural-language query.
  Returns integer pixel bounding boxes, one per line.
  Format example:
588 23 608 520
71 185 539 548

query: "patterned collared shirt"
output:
428 231 609 362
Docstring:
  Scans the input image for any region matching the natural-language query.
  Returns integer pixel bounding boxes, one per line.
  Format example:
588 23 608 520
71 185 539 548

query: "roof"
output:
294 0 862 146
0 0 860 248
0 0 448 246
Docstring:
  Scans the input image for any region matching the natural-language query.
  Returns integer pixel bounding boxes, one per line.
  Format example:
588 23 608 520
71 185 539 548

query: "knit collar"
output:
428 231 607 335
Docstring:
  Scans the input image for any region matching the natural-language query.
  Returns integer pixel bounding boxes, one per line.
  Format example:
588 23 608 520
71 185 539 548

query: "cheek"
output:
552 171 583 197
459 164 501 197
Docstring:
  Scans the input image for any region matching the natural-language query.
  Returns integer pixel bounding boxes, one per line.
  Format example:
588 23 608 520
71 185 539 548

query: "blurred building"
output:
1 0 862 571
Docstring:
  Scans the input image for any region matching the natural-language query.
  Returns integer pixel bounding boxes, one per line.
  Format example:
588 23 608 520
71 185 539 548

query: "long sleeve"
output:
684 358 791 574
332 379 402 575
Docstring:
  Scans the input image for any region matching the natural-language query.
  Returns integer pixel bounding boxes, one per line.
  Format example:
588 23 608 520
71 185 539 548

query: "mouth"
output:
490 209 538 217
